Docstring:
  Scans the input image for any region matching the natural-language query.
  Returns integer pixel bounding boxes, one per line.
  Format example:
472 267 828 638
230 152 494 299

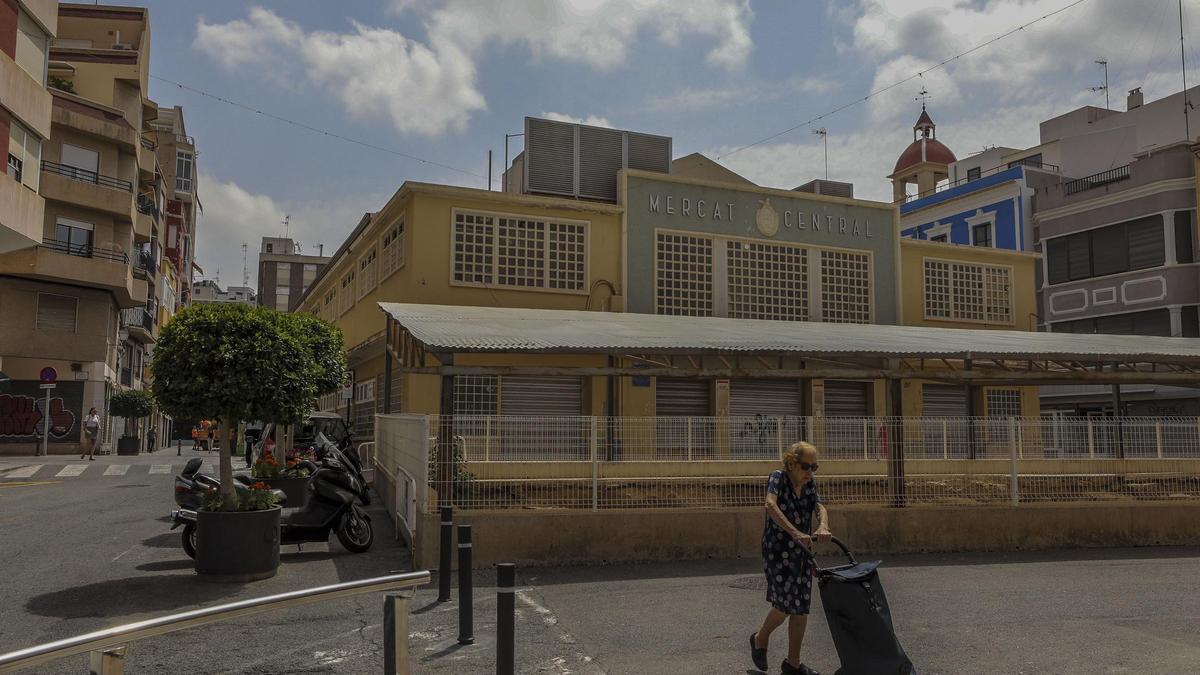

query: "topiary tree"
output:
263 312 348 462
151 303 318 509
110 389 155 438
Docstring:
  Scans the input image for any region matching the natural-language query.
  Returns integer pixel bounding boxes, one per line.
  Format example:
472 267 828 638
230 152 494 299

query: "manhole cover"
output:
729 575 766 591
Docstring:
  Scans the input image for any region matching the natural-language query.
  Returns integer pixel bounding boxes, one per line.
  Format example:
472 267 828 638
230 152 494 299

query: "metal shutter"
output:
36 294 78 331
1067 233 1090 280
1132 308 1171 336
500 376 583 416
1046 238 1070 285
1126 216 1165 270
730 379 803 417
1090 225 1127 277
655 378 710 416
577 125 623 200
627 132 672 174
525 118 576 196
922 384 969 416
823 381 870 416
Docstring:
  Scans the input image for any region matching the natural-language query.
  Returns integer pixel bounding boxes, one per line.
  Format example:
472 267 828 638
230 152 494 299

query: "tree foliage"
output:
109 388 155 419
276 312 347 398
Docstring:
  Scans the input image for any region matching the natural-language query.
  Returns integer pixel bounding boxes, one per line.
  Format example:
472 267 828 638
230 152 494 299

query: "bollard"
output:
438 506 453 602
497 563 516 675
177 438 181 457
383 590 414 675
457 524 474 645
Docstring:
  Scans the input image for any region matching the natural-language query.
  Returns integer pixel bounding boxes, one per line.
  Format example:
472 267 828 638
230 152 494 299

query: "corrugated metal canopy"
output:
378 303 1200 364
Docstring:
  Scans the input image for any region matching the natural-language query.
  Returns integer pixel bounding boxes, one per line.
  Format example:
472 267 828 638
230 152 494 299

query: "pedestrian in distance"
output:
146 426 157 453
190 426 201 452
749 441 832 675
81 408 101 461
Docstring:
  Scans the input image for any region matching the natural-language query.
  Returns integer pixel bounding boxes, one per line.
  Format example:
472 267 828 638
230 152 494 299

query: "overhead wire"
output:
150 75 488 180
716 0 1092 160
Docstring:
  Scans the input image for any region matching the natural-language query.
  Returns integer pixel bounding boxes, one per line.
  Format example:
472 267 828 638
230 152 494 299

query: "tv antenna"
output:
282 214 290 239
1088 59 1109 109
241 243 249 287
811 128 828 180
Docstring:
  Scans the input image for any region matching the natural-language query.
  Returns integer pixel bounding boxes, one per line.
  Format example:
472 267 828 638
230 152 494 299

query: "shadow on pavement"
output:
25 574 243 619
140 532 181 549
136 560 195 572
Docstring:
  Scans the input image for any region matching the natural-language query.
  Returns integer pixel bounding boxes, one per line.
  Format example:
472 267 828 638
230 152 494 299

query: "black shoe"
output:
781 660 820 675
749 633 768 671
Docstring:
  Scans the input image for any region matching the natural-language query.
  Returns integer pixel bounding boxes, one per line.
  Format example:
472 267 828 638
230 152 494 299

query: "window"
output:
15 9 49 86
380 220 405 280
266 244 274 253
923 259 1012 324
452 210 588 291
36 293 77 331
275 262 291 286
986 389 1022 418
54 218 94 256
1046 215 1165 285
1052 308 1173 336
302 264 318 292
8 121 41 190
339 269 355 315
176 151 193 192
656 232 713 316
966 167 981 181
727 240 808 321
357 246 377 299
930 234 948 243
819 250 872 323
61 143 99 181
355 380 375 403
971 222 993 247
275 285 290 312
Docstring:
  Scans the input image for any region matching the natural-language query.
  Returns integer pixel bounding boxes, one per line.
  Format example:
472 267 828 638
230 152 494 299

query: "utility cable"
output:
717 0 1092 160
150 75 487 180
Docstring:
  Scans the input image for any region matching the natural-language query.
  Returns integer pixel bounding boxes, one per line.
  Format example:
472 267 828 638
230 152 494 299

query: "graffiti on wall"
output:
0 381 83 443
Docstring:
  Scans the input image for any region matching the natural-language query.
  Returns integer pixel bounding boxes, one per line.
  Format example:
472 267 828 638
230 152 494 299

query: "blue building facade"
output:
898 166 1031 251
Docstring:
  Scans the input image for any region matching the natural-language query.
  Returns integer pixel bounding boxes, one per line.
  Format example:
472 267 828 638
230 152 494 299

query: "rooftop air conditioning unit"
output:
522 116 671 202
111 42 132 50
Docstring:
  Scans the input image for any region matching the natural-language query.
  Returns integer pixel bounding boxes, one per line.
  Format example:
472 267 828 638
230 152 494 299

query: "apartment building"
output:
256 237 328 312
151 104 197 310
192 278 255 305
0 3 167 454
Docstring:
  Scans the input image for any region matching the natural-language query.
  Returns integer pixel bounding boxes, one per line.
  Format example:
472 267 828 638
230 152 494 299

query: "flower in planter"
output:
251 453 282 479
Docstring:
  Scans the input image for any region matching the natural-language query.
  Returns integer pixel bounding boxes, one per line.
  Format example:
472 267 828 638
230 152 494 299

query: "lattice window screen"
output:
727 240 808 320
819 250 871 323
453 212 494 284
656 232 713 316
548 222 586 290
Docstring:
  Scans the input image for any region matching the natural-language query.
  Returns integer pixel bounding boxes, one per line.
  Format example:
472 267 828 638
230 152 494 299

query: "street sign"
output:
39 367 57 384
342 384 353 400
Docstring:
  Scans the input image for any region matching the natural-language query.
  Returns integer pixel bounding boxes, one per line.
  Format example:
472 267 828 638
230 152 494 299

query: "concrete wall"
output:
413 502 1200 569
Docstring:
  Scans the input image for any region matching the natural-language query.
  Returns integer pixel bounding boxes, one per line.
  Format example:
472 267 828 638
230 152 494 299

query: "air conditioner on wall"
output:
111 43 132 50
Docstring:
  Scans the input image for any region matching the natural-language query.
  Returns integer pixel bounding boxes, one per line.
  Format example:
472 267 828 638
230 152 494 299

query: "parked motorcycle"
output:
171 446 373 558
173 457 255 510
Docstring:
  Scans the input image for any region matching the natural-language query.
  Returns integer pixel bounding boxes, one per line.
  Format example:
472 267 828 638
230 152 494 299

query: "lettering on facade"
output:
649 191 871 238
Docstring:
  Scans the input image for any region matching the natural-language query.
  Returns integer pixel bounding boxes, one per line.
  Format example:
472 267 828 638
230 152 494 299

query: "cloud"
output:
541 111 614 128
650 76 836 114
195 172 383 291
196 2 754 135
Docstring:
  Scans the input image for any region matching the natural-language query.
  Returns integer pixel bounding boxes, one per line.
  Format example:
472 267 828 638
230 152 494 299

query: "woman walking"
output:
749 441 832 674
81 408 101 460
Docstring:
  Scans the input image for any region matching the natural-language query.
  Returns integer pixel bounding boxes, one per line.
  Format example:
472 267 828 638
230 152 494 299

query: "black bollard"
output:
438 506 453 602
497 563 516 675
457 524 474 645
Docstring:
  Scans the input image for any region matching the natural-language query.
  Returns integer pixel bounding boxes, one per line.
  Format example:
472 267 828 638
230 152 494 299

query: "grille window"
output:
380 219 405 280
819 250 871 323
986 388 1022 418
453 211 587 291
339 270 355 315
924 259 1012 324
357 246 378 299
727 240 808 321
656 232 713 316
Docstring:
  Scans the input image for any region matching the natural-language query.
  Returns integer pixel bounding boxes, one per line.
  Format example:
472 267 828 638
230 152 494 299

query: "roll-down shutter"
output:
922 384 969 416
823 380 870 416
730 379 803 417
656 378 711 416
500 376 584 416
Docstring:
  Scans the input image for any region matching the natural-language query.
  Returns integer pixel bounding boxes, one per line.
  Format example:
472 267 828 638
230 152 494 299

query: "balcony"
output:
132 247 155 281
0 240 144 308
39 160 134 219
1063 165 1131 195
0 49 53 139
134 194 159 239
0 173 45 254
121 307 156 343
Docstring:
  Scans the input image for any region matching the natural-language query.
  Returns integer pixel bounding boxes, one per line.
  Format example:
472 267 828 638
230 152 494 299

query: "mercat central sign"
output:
647 192 876 239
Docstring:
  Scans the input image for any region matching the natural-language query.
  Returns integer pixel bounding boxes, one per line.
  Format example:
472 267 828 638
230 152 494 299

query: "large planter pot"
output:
116 437 141 455
195 506 281 582
259 476 309 508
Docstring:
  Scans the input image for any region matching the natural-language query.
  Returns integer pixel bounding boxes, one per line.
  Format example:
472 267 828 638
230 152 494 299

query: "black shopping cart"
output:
805 537 916 675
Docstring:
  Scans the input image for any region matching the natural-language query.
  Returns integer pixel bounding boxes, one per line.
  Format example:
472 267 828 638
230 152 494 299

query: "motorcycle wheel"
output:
336 511 373 553
182 523 197 559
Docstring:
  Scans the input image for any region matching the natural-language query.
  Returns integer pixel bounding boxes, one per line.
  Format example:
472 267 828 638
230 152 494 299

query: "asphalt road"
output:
3 453 1200 673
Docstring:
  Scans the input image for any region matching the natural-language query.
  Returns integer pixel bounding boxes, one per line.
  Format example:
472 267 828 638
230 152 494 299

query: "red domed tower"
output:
889 106 957 202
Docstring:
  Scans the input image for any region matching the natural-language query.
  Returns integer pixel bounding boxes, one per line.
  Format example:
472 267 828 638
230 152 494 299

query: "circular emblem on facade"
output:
756 198 779 237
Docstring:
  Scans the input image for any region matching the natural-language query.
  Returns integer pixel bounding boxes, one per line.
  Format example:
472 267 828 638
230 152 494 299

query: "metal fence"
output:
373 415 1200 515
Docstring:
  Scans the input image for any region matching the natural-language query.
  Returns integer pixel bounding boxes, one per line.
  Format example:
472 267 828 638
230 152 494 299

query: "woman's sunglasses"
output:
799 462 819 472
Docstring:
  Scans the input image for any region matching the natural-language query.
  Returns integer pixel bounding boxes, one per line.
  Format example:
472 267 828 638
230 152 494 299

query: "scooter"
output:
173 457 255 510
171 448 373 559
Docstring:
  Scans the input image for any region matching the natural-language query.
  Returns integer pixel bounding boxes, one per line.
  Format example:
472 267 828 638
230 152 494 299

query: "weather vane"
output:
915 87 931 109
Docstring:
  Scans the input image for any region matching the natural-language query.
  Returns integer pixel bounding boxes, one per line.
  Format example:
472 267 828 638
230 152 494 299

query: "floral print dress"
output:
762 469 822 615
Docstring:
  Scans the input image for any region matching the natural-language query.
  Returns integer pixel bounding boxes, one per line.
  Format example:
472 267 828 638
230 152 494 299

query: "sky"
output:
122 0 1200 290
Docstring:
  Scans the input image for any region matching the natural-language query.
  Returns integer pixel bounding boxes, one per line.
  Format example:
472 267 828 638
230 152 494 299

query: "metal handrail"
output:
899 159 1062 205
1064 164 1131 195
41 160 132 192
40 238 128 263
0 571 430 673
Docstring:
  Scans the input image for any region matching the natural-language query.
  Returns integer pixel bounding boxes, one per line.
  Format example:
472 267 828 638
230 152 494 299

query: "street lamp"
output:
812 128 828 180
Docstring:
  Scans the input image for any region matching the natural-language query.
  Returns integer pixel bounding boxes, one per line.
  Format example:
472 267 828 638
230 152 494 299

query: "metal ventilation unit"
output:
523 117 672 201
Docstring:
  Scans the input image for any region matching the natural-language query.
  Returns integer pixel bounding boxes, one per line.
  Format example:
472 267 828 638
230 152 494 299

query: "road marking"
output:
6 465 43 478
56 464 87 477
149 464 172 475
0 481 60 488
104 464 130 476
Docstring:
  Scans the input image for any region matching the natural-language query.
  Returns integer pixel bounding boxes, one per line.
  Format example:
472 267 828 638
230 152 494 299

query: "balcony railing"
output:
1063 165 1131 195
175 176 193 193
899 159 1061 205
41 160 132 192
140 137 157 151
122 307 155 334
41 238 128 264
136 194 159 218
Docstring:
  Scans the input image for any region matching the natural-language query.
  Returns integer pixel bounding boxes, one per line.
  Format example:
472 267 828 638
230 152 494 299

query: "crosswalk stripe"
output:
104 464 130 476
56 464 88 477
6 464 43 478
149 464 172 475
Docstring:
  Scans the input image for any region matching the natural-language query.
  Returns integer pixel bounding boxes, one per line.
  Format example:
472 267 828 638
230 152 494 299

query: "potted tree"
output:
110 389 155 455
152 303 317 581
